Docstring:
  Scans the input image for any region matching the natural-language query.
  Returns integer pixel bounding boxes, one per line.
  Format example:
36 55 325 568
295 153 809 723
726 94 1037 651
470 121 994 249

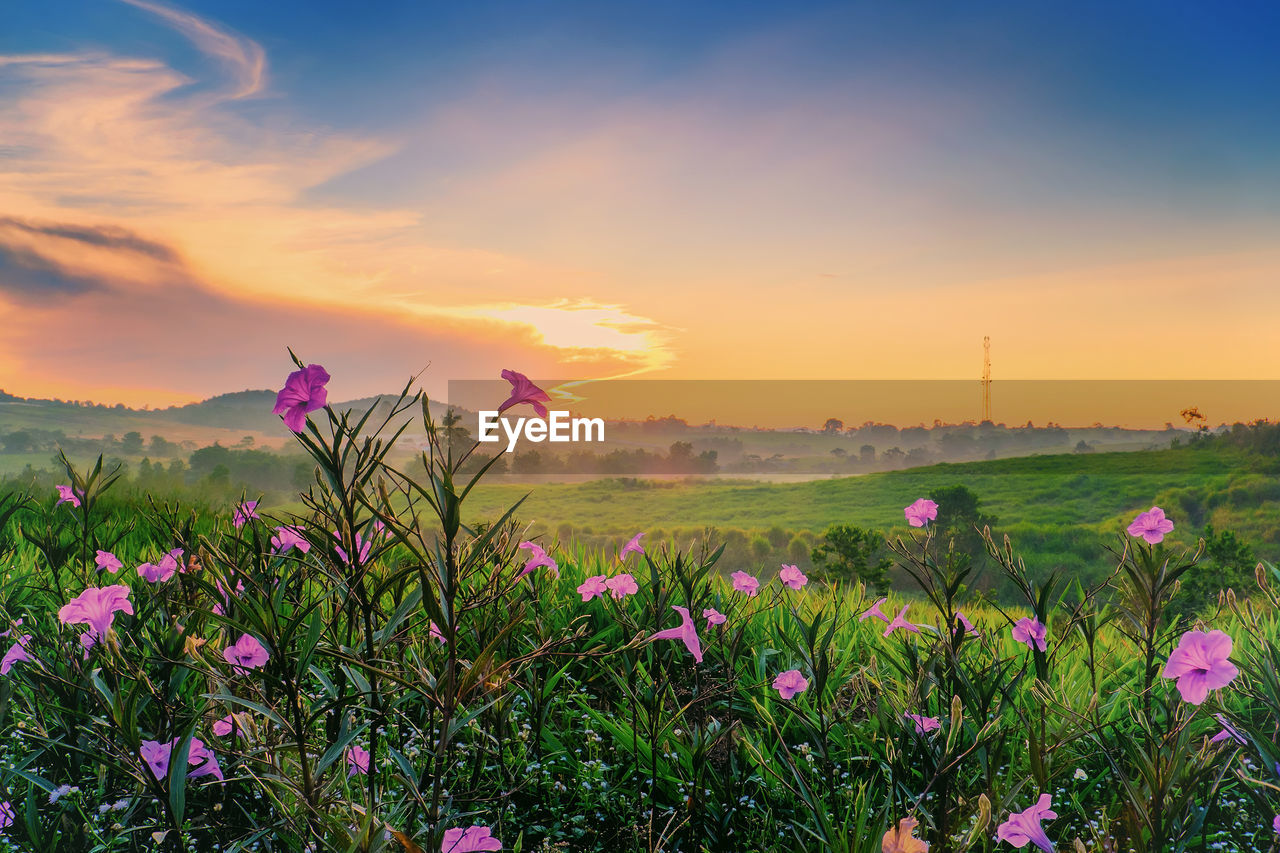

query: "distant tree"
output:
859 444 876 464
811 524 891 592
2 431 33 453
927 484 997 568
1074 440 1094 453
1173 525 1256 617
830 447 847 458
121 431 144 455
822 418 844 434
149 435 177 456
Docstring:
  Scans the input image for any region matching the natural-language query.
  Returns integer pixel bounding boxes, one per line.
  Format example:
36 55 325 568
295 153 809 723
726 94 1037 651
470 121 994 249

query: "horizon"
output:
3 1 1280 406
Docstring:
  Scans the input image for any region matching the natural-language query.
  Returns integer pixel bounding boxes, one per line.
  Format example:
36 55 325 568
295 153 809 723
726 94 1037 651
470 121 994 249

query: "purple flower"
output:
859 597 890 624
140 740 172 779
55 484 81 508
232 500 259 529
271 525 310 554
1127 506 1175 545
498 369 551 418
0 801 11 829
955 611 980 637
904 498 938 528
1274 814 1280 835
620 532 646 561
346 745 370 777
996 793 1056 852
577 575 608 602
441 825 502 852
605 573 638 599
1011 617 1048 652
212 714 242 738
1208 713 1246 746
905 713 940 735
1 635 33 675
95 550 122 574
1162 629 1238 705
429 621 446 644
141 737 222 782
516 541 559 579
731 571 759 596
650 606 703 663
223 633 270 674
273 364 330 433
333 531 372 566
58 585 133 645
778 564 808 590
884 605 920 637
773 669 809 700
703 608 726 627
137 552 180 584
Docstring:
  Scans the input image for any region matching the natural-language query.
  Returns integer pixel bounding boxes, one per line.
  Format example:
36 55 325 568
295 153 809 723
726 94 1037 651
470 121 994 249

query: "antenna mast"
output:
981 336 992 422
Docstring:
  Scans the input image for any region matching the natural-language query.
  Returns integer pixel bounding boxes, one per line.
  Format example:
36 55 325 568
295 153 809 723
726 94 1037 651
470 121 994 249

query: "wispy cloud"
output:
0 1 672 403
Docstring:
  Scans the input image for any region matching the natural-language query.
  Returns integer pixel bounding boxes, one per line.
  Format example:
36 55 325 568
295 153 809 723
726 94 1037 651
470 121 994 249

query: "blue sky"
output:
2 1 1279 403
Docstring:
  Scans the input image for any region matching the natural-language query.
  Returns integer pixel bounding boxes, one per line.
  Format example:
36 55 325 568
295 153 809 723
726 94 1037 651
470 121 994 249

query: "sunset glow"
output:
3 1 1279 406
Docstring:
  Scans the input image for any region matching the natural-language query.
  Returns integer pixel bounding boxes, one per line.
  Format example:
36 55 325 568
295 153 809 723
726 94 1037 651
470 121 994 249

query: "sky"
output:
2 0 1280 407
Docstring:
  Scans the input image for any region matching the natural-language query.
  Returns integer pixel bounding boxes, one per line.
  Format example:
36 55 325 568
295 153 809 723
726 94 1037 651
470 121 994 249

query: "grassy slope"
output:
468 446 1275 553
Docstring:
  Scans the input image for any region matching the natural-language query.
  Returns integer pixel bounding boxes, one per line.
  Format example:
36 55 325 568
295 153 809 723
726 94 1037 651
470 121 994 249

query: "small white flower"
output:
1074 768 1088 781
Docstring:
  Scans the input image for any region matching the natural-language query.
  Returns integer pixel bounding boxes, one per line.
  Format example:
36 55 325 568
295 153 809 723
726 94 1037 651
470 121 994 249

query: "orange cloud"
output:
0 1 672 404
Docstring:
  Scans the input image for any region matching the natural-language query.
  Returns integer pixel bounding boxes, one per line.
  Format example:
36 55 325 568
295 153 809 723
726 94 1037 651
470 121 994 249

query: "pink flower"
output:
1127 506 1174 545
1274 814 1280 835
137 552 179 584
211 578 246 616
95 550 122 574
905 713 940 735
703 608 726 627
498 369 551 418
904 498 938 528
140 739 172 779
773 669 809 700
187 737 223 781
605 573 638 599
1 635 33 675
223 633 270 673
441 825 502 852
1162 629 1238 705
884 605 920 637
778 564 808 590
859 597 890 624
232 500 259 528
271 525 310 554
273 363 330 433
620 532 646 561
58 585 133 645
577 575 608 602
996 793 1057 852
731 571 759 596
0 801 11 829
55 484 81 508
1208 713 1245 746
650 606 703 663
0 618 22 639
1011 617 1048 652
429 621 446 644
346 745 370 777
212 714 242 738
333 530 372 566
955 611 980 637
141 737 222 782
517 541 559 579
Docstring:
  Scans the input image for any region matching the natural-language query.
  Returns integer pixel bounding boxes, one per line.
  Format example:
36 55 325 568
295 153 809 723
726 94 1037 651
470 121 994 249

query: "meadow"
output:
0 367 1278 852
